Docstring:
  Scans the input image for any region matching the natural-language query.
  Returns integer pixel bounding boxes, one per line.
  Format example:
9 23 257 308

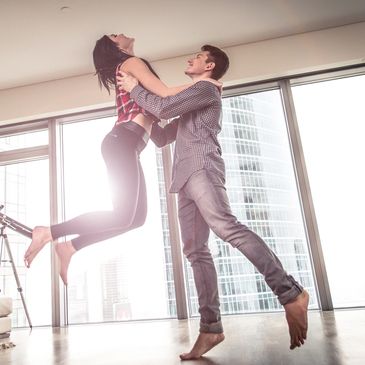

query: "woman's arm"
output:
120 57 192 97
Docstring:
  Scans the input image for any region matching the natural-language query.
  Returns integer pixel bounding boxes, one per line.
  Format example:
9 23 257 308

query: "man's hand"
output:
116 71 139 93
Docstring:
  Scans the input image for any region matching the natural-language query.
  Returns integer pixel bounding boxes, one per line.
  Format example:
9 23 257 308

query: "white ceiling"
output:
1 0 365 90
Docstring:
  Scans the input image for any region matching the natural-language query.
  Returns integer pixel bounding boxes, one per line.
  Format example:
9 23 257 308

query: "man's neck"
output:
189 74 223 90
190 74 211 82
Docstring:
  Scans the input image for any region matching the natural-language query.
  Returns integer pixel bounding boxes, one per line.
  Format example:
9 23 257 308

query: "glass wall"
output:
154 149 178 317
0 131 48 152
292 74 365 308
1 67 364 327
60 117 176 323
0 131 51 327
185 89 318 315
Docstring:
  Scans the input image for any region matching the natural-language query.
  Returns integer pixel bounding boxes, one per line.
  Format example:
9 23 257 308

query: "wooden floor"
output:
0 309 364 365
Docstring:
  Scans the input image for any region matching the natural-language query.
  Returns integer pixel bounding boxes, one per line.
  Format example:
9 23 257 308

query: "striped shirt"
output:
130 80 225 192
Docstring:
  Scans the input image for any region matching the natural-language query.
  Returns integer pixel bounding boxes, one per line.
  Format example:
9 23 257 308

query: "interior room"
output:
1 1 365 364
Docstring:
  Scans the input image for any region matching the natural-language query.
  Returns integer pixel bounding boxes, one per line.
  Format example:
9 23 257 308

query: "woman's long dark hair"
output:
93 35 159 94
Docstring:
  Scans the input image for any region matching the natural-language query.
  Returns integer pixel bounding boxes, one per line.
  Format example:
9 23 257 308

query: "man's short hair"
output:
201 45 229 80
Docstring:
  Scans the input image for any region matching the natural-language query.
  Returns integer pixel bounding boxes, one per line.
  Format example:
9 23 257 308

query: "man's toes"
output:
180 353 194 360
290 335 300 350
302 330 307 340
294 336 302 348
290 336 295 350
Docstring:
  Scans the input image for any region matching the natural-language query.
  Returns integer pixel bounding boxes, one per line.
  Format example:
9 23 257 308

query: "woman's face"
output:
108 34 135 54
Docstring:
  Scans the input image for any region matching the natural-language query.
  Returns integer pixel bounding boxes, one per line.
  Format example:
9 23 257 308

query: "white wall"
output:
1 22 364 125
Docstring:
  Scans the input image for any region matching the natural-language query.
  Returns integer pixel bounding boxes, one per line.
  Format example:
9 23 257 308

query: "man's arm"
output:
120 58 193 97
150 118 179 147
130 81 218 120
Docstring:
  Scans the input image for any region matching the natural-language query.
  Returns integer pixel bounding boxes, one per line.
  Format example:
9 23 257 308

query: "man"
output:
117 45 309 360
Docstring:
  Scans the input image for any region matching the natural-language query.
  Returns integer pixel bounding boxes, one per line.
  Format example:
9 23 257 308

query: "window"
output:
0 155 51 327
2 68 364 326
59 116 176 323
0 130 48 152
292 74 365 307
184 90 318 315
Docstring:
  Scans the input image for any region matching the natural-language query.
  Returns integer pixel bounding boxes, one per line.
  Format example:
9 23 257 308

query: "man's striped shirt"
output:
130 80 225 192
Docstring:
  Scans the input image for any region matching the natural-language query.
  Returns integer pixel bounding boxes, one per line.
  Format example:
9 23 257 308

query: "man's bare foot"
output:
284 289 309 350
24 226 53 268
55 241 76 286
180 332 225 360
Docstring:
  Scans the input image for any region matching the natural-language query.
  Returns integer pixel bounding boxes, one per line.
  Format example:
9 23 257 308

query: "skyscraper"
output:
157 92 317 316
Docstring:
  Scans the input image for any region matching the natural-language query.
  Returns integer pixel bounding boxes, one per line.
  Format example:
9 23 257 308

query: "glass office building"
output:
159 91 317 316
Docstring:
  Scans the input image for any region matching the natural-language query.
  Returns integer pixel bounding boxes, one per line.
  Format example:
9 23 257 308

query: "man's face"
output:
185 51 214 77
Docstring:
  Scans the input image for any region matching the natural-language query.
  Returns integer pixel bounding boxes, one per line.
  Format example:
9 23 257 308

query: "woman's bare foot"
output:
55 241 76 286
180 332 225 360
24 226 53 268
284 290 309 350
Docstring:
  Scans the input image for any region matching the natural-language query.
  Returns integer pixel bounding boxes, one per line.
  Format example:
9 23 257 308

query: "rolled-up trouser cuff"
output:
200 320 224 334
278 279 303 305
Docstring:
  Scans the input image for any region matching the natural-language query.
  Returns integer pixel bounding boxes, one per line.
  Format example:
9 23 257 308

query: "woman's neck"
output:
119 46 134 56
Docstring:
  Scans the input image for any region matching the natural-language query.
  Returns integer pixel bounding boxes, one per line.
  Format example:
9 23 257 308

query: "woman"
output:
23 34 197 285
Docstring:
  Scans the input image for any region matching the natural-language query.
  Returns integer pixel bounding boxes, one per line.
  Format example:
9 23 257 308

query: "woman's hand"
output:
117 71 139 93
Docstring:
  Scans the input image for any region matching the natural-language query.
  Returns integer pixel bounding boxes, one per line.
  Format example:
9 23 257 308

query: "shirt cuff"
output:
130 84 144 100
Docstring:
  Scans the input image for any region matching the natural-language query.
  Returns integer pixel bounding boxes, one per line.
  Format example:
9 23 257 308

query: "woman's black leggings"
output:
50 121 148 250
